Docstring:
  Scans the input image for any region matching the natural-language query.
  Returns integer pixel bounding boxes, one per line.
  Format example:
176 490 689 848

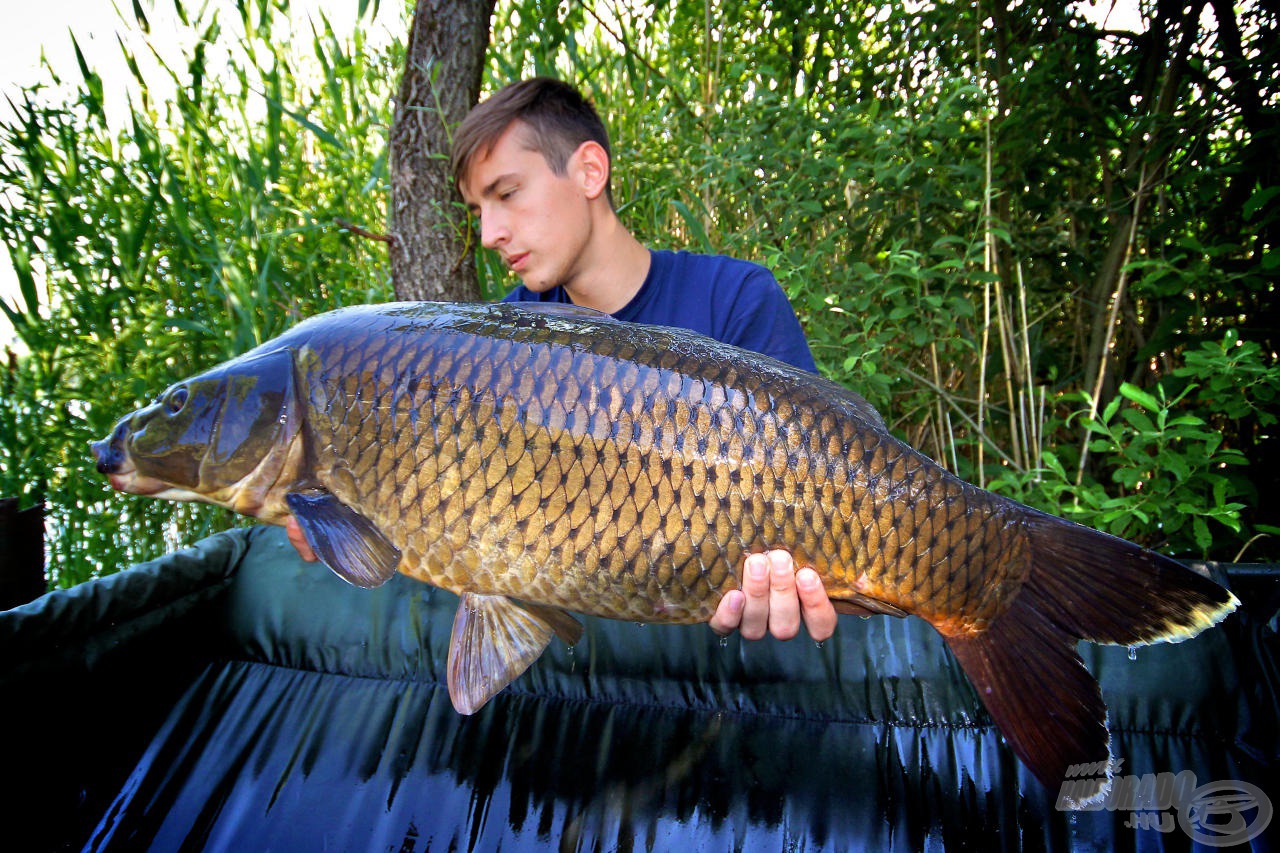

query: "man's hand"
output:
709 549 838 642
285 515 317 562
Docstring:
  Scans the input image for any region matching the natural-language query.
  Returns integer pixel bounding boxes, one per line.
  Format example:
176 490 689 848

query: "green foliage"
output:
1174 331 1279 426
483 0 1280 559
1 0 393 586
988 332 1279 558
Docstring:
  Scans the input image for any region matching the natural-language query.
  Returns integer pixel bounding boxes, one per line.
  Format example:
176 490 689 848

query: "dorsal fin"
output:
507 302 618 323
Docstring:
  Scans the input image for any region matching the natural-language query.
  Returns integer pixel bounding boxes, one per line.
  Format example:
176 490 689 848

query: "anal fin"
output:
831 595 909 619
516 600 584 646
285 490 400 588
447 593 572 715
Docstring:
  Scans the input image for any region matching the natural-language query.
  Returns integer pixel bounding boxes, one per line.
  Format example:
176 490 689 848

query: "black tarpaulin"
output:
2 526 1276 850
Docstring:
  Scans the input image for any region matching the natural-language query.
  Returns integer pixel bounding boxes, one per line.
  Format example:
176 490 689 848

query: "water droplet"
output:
814 640 825 650
634 622 646 628
718 635 729 649
1127 646 1138 661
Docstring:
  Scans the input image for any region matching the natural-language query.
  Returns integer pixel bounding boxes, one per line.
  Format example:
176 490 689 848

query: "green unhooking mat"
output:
2 526 1276 850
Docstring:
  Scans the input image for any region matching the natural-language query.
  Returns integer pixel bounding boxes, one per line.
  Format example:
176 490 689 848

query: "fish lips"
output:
92 422 171 497
91 436 168 496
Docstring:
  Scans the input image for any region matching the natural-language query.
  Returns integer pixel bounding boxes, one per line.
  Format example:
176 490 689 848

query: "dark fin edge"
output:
1024 509 1239 647
285 490 400 589
508 303 618 322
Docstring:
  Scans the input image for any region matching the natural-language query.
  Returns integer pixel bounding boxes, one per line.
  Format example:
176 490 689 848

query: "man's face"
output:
459 122 594 293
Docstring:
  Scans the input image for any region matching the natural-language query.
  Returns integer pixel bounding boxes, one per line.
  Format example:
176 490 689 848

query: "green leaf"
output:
131 0 151 33
1243 186 1280 221
70 34 104 119
1119 408 1155 434
259 90 345 150
1118 382 1161 412
670 200 714 253
1193 517 1211 552
162 317 216 336
1164 454 1190 481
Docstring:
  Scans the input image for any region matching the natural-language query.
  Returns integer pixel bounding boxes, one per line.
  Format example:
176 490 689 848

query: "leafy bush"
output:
988 333 1279 558
1 3 393 586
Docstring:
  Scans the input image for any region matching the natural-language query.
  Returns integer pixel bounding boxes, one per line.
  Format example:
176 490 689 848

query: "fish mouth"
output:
92 429 169 496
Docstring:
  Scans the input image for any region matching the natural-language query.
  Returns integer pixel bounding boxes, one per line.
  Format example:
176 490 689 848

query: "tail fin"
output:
944 510 1238 802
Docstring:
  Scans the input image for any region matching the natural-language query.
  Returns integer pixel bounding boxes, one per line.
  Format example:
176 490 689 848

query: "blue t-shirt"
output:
502 249 818 373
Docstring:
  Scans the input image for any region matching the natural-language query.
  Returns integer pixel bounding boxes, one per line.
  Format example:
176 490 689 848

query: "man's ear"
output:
572 141 611 201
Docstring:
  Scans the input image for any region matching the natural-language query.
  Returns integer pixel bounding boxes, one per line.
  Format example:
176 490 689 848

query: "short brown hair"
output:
451 77 614 206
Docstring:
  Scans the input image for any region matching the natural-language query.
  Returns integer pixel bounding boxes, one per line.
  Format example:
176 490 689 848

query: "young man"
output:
290 78 836 643
450 77 836 642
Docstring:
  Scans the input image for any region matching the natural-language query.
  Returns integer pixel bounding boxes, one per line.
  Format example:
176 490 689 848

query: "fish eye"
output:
166 386 189 414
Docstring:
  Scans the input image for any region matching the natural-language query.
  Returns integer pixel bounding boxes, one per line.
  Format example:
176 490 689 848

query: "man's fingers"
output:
796 568 838 642
709 590 745 635
738 553 771 640
765 550 801 640
716 551 840 643
285 516 317 562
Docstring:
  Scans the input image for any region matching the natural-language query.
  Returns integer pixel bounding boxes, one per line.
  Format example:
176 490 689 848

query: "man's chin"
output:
516 274 555 292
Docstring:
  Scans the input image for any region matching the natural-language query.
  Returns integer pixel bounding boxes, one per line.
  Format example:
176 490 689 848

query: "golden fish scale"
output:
301 311 1027 631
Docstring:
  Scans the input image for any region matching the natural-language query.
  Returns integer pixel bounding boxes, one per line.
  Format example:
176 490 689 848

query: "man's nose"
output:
479 212 508 250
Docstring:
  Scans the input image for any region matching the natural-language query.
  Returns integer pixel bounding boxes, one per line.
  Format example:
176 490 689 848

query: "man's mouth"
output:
506 252 530 273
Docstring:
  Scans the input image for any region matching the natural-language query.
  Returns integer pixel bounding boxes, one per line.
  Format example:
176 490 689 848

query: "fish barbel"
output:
92 301 1237 801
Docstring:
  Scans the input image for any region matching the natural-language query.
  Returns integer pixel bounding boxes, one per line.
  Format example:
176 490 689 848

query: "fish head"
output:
92 347 303 519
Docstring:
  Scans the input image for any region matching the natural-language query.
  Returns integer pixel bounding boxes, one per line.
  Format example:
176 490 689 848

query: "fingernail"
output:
748 555 767 580
727 591 744 613
796 568 819 589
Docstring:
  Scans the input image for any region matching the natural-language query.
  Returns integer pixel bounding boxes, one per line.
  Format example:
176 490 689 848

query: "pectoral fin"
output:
447 593 574 714
285 489 400 588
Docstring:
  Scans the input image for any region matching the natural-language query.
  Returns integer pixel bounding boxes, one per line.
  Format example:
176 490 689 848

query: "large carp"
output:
93 302 1236 800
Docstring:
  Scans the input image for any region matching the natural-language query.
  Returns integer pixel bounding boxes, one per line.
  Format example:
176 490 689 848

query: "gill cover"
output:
128 348 299 492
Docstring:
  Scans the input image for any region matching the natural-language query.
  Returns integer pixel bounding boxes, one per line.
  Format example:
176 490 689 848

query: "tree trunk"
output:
1080 0 1203 398
388 0 496 302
